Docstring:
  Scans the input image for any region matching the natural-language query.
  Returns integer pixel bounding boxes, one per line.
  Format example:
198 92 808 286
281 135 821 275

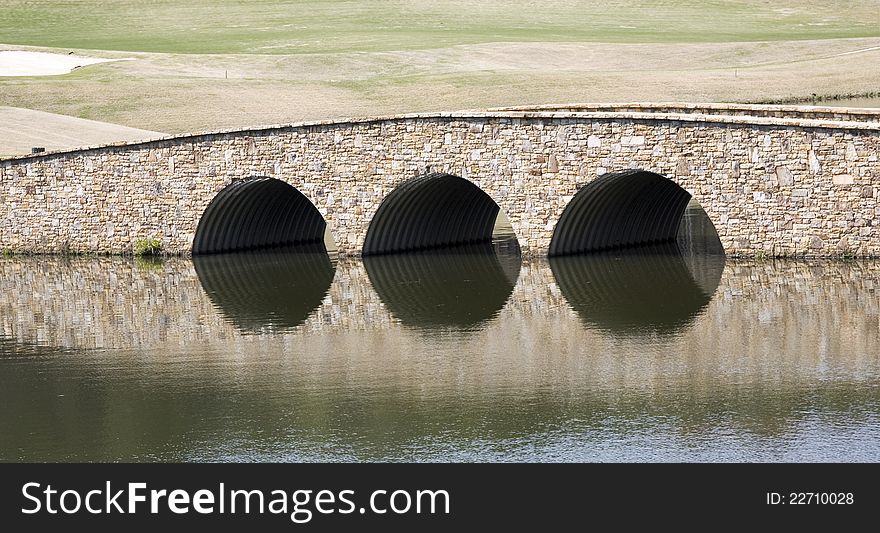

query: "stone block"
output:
776 166 794 186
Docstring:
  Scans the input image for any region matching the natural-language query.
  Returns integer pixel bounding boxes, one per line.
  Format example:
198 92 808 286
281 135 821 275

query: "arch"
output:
549 169 695 256
193 177 327 255
363 242 520 332
362 172 504 255
549 243 725 337
193 246 335 334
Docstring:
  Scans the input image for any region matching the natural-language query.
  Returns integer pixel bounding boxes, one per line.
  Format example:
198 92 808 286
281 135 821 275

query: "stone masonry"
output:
1 106 879 257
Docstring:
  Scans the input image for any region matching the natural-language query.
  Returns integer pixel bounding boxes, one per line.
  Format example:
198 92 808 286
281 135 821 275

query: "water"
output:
1 214 879 462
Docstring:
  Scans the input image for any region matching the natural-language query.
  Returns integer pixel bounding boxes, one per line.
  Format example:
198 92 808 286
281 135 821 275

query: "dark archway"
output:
193 177 327 255
363 241 520 332
362 173 502 255
549 170 695 256
193 246 335 334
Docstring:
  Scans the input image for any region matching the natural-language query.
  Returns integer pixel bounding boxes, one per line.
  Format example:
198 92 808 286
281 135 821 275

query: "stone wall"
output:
1 110 878 256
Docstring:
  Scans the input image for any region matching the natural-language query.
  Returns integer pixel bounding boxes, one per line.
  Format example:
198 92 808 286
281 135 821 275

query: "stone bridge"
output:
1 103 878 257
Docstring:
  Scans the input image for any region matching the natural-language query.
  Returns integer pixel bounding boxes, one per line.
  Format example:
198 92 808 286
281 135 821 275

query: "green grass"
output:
1 1 879 54
2 1 879 146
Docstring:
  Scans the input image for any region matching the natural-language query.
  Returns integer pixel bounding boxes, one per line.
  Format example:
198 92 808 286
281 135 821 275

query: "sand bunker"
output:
0 50 130 76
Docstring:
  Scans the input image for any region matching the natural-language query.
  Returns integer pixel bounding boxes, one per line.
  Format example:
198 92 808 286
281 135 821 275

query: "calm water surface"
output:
1 220 879 462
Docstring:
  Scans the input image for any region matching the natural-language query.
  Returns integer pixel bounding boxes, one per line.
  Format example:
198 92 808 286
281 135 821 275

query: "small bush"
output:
134 238 162 257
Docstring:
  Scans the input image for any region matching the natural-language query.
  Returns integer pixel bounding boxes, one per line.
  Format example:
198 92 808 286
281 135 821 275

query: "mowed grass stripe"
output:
1 0 879 54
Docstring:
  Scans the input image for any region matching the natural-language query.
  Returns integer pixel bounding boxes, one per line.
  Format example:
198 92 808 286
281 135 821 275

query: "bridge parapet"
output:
497 102 880 123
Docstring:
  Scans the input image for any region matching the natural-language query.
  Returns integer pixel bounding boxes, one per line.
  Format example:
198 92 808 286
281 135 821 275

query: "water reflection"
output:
1 255 879 462
0 337 76 358
363 240 520 332
193 247 335 334
551 202 726 337
1 336 878 462
550 244 725 337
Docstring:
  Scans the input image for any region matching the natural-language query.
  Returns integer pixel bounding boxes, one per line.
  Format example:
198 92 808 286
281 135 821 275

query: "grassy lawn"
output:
1 1 879 150
1 0 879 54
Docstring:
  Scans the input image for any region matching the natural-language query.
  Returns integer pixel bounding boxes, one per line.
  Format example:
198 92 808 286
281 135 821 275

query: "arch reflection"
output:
551 203 725 337
550 244 725 337
363 240 521 332
193 246 335 334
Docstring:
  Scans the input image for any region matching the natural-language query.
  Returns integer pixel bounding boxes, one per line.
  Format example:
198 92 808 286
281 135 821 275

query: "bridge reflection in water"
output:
550 200 725 336
3 243 880 461
550 244 725 337
192 245 335 334
363 238 521 332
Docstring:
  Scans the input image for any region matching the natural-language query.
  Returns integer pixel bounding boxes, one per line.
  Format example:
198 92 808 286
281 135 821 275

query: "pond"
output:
1 230 878 461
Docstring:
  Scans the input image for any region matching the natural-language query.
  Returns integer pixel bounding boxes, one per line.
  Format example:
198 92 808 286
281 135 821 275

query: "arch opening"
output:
363 172 514 255
549 169 720 256
193 177 329 255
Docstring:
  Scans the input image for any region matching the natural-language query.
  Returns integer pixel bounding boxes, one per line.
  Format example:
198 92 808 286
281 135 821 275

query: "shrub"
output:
133 238 162 257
